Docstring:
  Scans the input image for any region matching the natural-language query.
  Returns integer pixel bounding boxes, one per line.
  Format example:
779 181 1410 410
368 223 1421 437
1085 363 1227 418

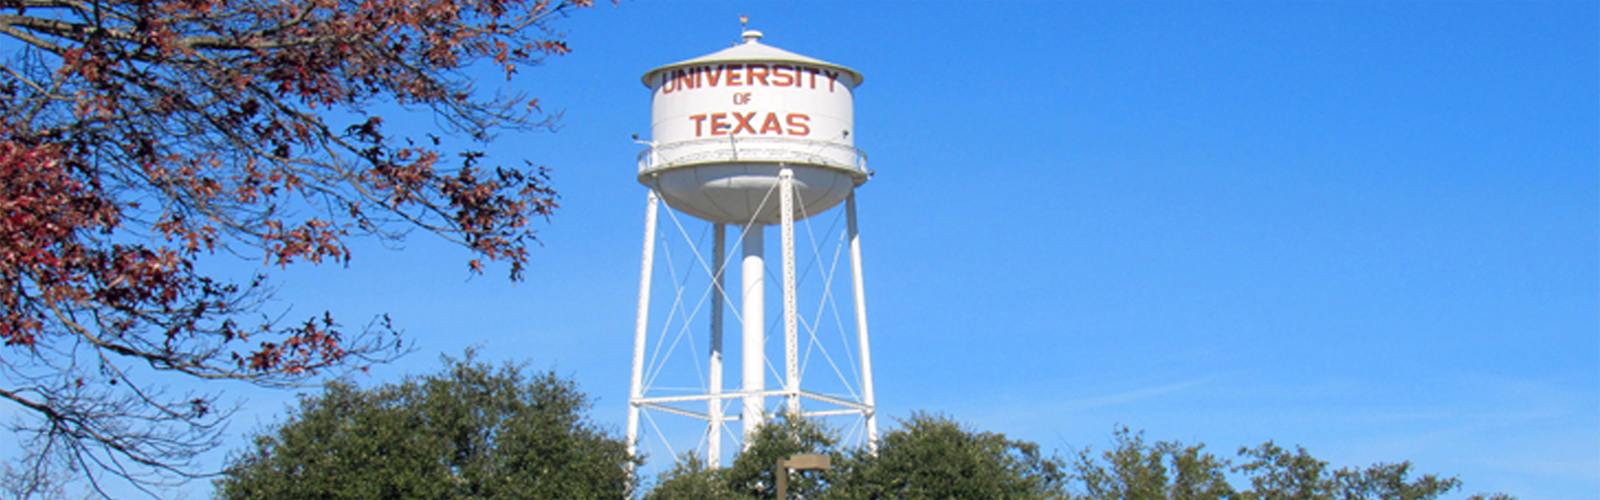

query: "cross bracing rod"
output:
636 405 870 422
798 390 871 411
635 404 872 422
639 403 710 420
634 389 870 412
800 409 873 418
634 389 794 405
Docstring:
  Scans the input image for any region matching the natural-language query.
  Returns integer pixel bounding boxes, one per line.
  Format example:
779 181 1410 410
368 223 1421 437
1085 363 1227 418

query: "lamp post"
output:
774 453 832 500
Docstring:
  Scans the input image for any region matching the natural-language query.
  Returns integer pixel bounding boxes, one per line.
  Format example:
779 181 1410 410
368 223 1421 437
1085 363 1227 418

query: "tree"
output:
649 418 1514 500
1072 428 1233 500
1235 442 1460 500
649 413 1067 500
0 0 597 495
647 413 839 500
646 452 740 500
1070 427 1509 500
830 412 1068 500
214 353 636 500
725 413 841 500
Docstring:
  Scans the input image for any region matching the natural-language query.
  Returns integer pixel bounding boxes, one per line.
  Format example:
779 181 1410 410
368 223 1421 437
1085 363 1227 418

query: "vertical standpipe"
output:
741 225 765 439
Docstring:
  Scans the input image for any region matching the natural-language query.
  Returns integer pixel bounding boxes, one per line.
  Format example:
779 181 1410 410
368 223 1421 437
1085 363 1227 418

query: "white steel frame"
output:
626 166 878 470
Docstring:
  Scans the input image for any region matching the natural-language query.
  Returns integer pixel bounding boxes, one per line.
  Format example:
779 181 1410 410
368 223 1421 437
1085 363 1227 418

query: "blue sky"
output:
8 1 1590 499
537 3 1591 497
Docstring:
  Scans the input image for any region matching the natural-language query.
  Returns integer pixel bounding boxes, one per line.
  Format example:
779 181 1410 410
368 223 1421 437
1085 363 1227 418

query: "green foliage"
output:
214 353 636 500
646 452 741 500
1166 442 1235 500
1073 428 1233 500
647 413 838 500
726 414 841 500
832 412 1068 500
1233 442 1463 500
1071 428 1473 500
645 418 1514 500
650 413 1066 500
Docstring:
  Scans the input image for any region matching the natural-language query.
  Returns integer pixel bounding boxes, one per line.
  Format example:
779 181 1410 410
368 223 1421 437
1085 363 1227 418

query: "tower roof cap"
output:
641 34 862 87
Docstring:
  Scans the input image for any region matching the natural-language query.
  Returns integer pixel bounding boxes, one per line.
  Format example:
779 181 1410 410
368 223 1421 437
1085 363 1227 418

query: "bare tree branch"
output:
0 0 593 496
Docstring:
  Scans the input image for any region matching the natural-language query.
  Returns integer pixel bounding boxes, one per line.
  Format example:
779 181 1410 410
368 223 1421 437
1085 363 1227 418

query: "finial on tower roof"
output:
739 16 761 43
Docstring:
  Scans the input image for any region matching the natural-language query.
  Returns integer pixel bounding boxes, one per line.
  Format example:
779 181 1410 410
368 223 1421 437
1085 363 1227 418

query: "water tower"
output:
626 29 878 468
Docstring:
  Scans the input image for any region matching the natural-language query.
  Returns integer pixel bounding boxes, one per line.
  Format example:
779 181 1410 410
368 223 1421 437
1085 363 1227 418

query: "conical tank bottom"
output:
647 163 860 225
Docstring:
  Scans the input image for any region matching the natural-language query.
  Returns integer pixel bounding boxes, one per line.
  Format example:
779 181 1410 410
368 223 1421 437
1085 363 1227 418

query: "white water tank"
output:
639 31 866 226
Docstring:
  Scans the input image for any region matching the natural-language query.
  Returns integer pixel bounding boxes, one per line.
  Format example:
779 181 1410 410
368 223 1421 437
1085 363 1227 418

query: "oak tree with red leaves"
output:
0 0 597 496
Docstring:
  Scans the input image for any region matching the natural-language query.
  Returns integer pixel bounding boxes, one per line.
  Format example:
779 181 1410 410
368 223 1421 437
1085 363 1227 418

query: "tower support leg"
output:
708 223 726 467
779 169 800 416
847 192 879 450
627 191 660 462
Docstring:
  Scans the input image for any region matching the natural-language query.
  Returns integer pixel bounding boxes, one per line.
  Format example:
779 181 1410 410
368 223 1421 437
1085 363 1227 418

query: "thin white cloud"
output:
966 375 1223 431
1051 377 1218 413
